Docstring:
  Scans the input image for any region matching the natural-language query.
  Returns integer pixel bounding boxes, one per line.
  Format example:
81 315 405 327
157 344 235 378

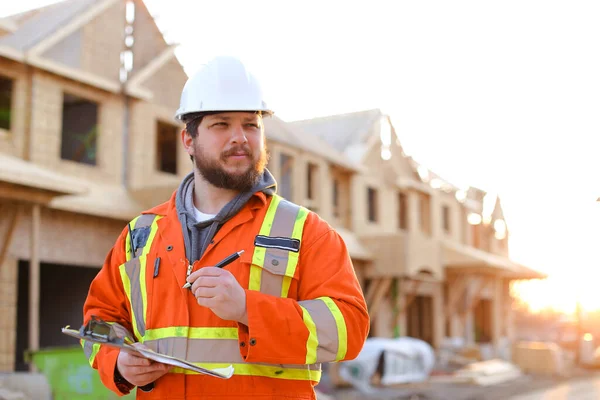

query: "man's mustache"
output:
222 145 252 158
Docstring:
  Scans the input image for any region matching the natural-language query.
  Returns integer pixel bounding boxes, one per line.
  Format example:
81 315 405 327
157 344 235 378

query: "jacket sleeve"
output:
81 227 136 395
238 213 370 365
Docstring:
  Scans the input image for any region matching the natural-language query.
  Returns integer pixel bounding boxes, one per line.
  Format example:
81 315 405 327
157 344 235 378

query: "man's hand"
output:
116 343 170 387
187 266 248 324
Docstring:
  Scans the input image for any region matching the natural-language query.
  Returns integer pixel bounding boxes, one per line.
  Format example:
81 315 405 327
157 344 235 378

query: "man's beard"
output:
194 143 268 192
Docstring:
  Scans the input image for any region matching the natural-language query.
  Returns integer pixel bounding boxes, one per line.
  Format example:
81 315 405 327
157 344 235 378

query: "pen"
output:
182 250 245 289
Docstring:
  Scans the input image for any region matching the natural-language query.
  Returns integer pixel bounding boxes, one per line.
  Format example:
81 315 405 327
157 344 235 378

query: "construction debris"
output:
512 341 568 376
430 359 523 387
454 359 523 386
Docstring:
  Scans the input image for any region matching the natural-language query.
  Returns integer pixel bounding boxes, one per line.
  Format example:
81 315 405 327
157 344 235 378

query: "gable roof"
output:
130 0 170 75
0 0 186 101
290 109 383 153
0 0 130 93
491 196 506 222
406 156 463 193
2 1 60 24
264 116 360 172
0 0 97 52
290 109 495 210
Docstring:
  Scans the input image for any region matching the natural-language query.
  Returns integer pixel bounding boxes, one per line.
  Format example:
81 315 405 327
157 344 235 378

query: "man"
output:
82 56 369 399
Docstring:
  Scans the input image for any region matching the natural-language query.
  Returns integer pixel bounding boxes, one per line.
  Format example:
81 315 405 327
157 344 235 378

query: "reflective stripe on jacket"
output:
82 191 369 399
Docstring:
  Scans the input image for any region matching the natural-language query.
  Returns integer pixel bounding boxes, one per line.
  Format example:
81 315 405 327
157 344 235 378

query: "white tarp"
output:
337 337 435 393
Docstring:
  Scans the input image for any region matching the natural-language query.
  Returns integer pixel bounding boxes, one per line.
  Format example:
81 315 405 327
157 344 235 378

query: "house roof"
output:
443 240 547 280
406 156 462 193
290 108 383 154
3 1 60 24
335 227 372 261
290 108 499 213
50 181 146 221
0 0 132 94
0 0 170 98
0 0 96 52
0 152 145 221
264 116 360 172
0 153 86 196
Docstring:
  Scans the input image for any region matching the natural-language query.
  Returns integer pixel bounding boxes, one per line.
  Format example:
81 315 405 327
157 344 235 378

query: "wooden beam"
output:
0 44 24 62
26 54 121 94
29 204 41 372
444 274 471 322
367 278 392 320
364 278 379 306
0 183 58 205
126 45 178 89
398 278 422 315
460 277 493 317
393 278 423 331
0 204 19 268
353 261 365 290
445 273 459 290
445 266 500 277
124 85 153 101
503 279 514 331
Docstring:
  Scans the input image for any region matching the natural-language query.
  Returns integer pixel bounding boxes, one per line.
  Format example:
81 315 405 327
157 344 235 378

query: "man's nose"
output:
230 123 248 144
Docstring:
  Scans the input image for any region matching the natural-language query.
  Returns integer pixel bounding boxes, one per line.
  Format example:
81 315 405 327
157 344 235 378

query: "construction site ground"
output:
318 368 600 400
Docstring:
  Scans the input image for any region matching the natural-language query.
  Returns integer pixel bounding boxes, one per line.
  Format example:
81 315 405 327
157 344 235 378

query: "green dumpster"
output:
26 346 136 400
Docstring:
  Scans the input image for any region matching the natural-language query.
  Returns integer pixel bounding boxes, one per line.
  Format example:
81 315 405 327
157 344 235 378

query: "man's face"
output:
187 112 268 191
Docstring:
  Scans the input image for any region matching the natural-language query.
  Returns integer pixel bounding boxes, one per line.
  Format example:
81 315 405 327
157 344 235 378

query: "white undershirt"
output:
193 207 216 222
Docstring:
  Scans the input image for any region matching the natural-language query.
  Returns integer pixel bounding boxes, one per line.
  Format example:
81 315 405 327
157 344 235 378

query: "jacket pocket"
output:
244 247 298 298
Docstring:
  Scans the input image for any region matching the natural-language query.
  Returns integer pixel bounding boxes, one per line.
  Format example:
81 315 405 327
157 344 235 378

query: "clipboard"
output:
62 317 234 379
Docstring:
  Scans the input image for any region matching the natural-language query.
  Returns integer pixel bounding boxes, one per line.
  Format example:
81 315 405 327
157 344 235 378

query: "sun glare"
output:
512 276 600 316
512 279 577 314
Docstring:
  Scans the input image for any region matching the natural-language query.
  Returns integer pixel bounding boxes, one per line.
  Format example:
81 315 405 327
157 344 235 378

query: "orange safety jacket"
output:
82 191 369 399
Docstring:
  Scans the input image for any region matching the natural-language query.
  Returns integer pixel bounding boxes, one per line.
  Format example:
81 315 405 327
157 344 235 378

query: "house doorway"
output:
406 295 434 346
15 261 99 371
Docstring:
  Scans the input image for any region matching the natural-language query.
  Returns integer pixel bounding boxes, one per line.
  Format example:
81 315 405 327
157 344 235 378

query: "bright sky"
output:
2 0 600 313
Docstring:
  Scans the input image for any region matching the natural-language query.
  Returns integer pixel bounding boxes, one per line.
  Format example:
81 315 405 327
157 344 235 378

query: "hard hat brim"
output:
175 108 273 122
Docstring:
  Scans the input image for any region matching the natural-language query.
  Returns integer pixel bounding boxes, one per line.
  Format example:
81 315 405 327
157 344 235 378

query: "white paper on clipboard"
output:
62 327 234 379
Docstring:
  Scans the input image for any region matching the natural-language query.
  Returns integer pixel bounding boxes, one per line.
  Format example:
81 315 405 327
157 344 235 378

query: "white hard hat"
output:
174 56 272 121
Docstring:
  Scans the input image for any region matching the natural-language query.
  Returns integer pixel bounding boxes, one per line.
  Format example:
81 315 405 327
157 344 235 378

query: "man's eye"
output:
246 124 260 129
212 122 227 127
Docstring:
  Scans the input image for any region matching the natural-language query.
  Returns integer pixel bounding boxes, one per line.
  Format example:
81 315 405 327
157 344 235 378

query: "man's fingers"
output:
129 362 170 376
194 286 220 299
196 296 214 309
192 284 219 297
122 353 151 367
192 276 221 287
125 363 170 387
198 267 224 276
138 367 170 383
188 275 222 293
188 267 223 282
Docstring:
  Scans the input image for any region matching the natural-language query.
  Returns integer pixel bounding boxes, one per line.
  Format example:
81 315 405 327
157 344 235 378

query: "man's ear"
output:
181 129 194 157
